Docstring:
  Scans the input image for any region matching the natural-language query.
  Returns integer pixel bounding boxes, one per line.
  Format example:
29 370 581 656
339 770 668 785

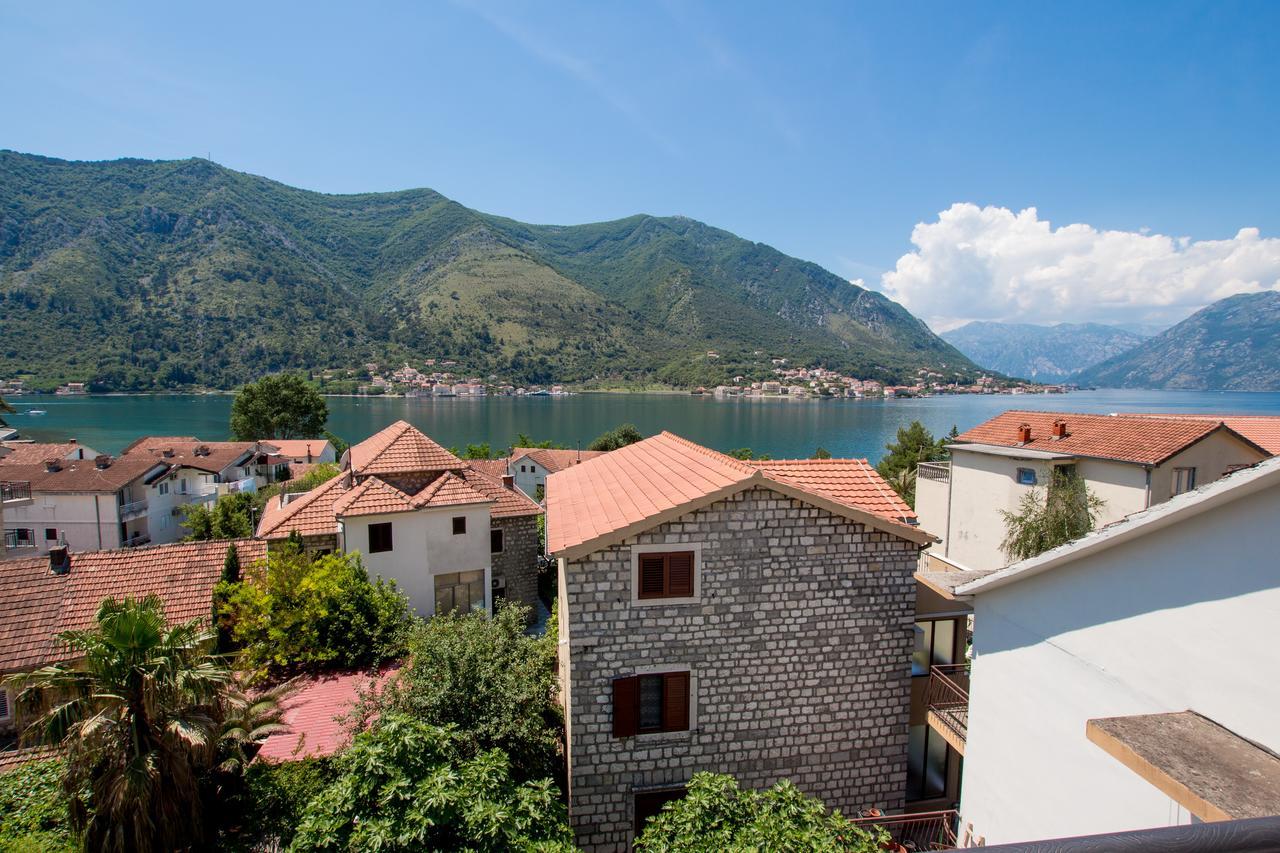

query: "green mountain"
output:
1076 292 1280 390
942 321 1147 382
0 151 980 391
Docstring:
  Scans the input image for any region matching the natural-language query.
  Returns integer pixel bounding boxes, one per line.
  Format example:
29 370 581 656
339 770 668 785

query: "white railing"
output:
119 500 148 518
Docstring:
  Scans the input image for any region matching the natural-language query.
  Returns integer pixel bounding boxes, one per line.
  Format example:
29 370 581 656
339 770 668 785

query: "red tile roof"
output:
257 475 348 539
122 438 259 475
255 666 398 762
466 457 510 480
0 456 166 494
346 421 464 477
0 539 266 673
0 442 94 466
1118 414 1280 456
511 447 608 474
259 439 334 462
951 411 1262 466
546 431 927 558
462 466 542 518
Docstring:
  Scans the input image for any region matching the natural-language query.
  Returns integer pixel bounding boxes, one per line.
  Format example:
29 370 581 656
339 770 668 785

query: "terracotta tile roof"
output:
462 466 542 518
1119 414 1280 456
122 438 259 475
259 439 334 462
0 456 166 494
547 431 926 557
756 458 916 523
332 476 416 517
466 457 510 480
255 666 398 762
951 411 1252 466
511 447 608 474
0 539 265 673
0 745 59 775
256 475 348 539
411 472 491 509
346 420 464 477
0 442 94 466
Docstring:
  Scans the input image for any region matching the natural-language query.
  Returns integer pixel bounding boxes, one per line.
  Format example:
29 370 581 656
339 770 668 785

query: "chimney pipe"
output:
1052 419 1068 439
49 545 71 575
94 454 112 469
44 458 62 473
1017 424 1032 444
502 475 515 491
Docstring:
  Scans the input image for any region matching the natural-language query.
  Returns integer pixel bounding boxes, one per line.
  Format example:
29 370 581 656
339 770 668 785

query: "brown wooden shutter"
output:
613 676 639 737
667 552 693 596
639 555 666 598
662 671 690 732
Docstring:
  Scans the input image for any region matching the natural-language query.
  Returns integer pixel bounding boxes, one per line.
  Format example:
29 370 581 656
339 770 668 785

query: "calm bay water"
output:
8 389 1280 461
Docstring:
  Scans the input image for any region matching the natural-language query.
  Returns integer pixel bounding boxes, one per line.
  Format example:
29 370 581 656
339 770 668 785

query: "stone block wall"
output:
561 486 917 851
492 513 541 611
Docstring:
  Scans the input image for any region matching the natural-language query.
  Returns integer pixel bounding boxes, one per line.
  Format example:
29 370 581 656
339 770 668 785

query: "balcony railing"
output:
119 499 148 519
925 663 969 755
917 461 951 484
851 809 958 850
0 481 32 503
122 533 151 548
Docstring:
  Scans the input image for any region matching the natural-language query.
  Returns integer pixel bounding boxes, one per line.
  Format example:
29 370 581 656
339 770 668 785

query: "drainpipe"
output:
944 465 954 558
1144 467 1152 509
94 493 103 550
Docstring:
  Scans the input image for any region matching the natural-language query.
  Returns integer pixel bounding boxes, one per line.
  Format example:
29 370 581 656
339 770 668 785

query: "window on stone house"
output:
637 552 695 599
452 516 467 535
490 528 504 553
635 788 687 837
368 522 393 553
1174 467 1197 495
612 671 690 737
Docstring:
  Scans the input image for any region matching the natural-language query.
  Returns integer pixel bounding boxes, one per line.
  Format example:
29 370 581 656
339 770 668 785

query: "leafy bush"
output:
217 548 413 681
0 759 75 852
220 758 337 851
587 423 644 451
370 604 562 785
634 772 887 852
1001 467 1106 561
290 715 574 852
253 462 342 512
875 421 949 508
183 491 257 541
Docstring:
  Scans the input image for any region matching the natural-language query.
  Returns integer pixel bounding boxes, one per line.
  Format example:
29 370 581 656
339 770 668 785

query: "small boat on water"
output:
26 409 47 415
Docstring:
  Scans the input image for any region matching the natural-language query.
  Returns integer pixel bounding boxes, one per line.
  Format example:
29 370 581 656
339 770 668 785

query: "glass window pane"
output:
912 622 932 676
906 725 926 801
932 620 955 667
639 676 663 731
925 728 949 799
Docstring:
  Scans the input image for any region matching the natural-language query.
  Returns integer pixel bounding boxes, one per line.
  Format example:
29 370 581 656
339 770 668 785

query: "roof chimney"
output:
94 454 112 469
195 445 210 457
44 458 62 473
49 545 70 575
1017 423 1032 444
501 474 515 491
161 448 174 458
1052 419 1068 439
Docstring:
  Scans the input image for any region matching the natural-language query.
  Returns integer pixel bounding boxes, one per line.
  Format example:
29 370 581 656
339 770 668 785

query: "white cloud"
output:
879 204 1280 331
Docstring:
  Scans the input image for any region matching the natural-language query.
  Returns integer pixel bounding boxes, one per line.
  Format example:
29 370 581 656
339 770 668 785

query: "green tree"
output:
290 715 574 852
1000 467 1106 561
634 772 886 852
513 433 566 450
12 597 235 852
230 374 328 441
462 442 494 459
875 421 946 508
811 447 832 459
370 604 562 785
217 547 413 681
323 430 350 457
0 394 14 428
726 447 772 461
0 758 74 852
253 462 341 513
588 423 644 451
182 491 257 541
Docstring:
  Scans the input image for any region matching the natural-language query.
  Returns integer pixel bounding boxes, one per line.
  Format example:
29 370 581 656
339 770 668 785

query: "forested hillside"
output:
0 151 980 390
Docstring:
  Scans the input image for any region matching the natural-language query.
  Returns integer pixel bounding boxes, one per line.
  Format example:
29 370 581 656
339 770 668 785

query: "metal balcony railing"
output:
0 481 32 502
925 663 970 752
916 461 951 484
121 533 151 548
119 499 148 518
851 809 958 850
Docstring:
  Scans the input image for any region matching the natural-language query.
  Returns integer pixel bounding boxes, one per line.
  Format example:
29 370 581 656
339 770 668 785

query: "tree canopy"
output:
290 715 574 852
1001 466 1105 561
182 491 257 541
230 373 328 440
634 772 886 852
875 421 950 508
588 423 645 452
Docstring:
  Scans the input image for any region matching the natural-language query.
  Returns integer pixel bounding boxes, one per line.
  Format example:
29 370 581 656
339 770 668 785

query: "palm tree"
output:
14 596 234 852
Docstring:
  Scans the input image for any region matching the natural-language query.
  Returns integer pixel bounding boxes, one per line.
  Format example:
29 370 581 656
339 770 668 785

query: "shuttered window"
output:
612 671 691 737
637 551 695 599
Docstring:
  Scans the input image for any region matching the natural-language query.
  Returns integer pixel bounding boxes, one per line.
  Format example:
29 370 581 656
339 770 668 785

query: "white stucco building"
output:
916 411 1269 573
949 456 1280 846
506 447 606 502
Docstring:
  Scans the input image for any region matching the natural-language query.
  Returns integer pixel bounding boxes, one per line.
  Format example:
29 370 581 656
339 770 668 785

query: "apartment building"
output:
505 447 606 502
916 411 1269 573
546 431 931 850
256 421 543 616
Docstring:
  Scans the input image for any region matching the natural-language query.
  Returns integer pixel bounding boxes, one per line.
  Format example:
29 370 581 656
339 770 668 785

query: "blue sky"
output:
3 1 1279 328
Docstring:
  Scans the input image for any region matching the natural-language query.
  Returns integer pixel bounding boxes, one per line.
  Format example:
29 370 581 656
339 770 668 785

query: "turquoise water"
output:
7 390 1280 460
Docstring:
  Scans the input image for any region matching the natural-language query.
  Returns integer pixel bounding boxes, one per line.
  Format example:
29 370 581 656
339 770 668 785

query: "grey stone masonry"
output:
492 513 541 611
560 486 918 851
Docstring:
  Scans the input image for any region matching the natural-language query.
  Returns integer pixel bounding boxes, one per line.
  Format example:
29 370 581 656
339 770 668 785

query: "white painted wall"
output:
342 503 492 616
512 457 547 500
4 492 123 553
1149 430 1267 505
959 482 1280 845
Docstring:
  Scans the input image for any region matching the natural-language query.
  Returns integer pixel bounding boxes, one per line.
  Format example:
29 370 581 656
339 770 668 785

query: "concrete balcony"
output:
119 499 149 521
0 481 32 505
925 663 969 756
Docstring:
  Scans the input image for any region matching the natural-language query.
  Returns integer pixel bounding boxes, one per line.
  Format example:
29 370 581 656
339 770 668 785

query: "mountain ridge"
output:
942 320 1148 382
0 150 980 391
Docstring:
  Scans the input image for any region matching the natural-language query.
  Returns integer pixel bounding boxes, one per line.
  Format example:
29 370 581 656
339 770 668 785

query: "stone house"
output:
256 421 543 616
546 431 932 850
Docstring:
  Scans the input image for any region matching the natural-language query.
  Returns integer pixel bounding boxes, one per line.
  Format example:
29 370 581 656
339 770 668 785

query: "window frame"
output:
0 686 10 723
490 527 504 554
634 787 688 837
612 667 695 738
1016 467 1037 486
4 528 35 549
368 521 393 553
912 616 961 677
1173 466 1197 495
44 528 58 542
452 516 467 535
631 543 702 606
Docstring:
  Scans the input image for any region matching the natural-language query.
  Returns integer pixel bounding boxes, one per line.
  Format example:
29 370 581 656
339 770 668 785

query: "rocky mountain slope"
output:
942 321 1147 382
